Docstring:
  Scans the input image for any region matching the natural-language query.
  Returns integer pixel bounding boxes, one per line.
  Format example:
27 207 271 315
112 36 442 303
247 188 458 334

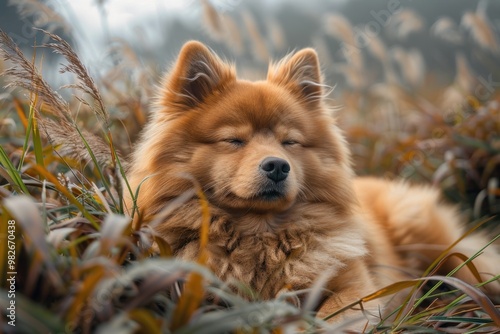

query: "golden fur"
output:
126 41 499 321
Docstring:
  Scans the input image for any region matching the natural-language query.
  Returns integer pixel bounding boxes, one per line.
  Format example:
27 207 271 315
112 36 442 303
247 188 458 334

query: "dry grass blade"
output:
127 309 161 334
148 188 196 229
30 164 99 228
122 271 185 312
321 281 418 322
99 213 131 256
433 252 484 285
196 186 210 265
461 11 499 53
366 34 388 64
66 265 106 326
170 184 211 330
303 269 336 312
46 227 77 248
388 9 425 39
175 300 303 334
13 97 28 130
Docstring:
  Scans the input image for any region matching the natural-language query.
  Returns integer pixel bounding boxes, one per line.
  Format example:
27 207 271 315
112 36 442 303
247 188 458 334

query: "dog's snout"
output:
260 157 290 183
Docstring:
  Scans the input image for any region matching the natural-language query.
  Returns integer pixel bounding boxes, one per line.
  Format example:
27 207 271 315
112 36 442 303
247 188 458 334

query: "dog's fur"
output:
126 41 499 320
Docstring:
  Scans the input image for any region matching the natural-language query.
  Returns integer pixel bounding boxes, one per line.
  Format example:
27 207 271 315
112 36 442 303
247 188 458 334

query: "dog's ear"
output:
267 48 324 106
160 41 235 110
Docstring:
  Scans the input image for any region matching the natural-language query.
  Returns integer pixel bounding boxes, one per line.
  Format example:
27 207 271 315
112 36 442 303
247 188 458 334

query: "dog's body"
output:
126 41 499 320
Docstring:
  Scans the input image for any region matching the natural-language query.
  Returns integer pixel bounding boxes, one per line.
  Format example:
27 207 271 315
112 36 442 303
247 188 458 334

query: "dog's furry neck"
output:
156 199 368 299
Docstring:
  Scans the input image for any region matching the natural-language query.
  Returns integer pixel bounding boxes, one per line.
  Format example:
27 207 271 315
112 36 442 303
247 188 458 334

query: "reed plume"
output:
0 29 112 168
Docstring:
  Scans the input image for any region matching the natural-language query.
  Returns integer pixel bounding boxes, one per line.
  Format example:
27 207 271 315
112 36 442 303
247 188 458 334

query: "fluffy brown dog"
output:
126 41 499 321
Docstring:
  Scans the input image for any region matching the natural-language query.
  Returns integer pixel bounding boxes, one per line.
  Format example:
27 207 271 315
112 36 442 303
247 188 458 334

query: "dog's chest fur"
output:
171 204 368 299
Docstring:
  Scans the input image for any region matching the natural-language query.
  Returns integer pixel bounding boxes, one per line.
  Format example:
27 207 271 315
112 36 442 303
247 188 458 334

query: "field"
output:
1 1 499 333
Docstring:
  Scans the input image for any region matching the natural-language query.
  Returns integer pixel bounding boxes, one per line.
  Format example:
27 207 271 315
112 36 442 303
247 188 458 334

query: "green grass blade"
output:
115 153 131 215
130 174 154 221
74 125 118 210
32 108 44 169
0 145 29 194
16 102 33 171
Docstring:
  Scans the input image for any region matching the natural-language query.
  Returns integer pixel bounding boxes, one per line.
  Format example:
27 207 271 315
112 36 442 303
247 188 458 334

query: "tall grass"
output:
1 1 500 333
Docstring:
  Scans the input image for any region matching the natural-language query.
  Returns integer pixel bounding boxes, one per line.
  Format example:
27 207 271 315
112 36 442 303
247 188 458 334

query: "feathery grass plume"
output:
431 17 463 44
0 30 70 122
242 10 269 62
387 9 425 39
7 0 71 34
323 14 363 70
0 29 118 213
365 33 388 64
40 119 113 169
461 11 499 54
0 118 15 132
390 47 425 89
323 13 355 45
0 30 112 168
201 0 225 42
441 53 476 109
40 29 110 131
200 1 245 56
365 34 400 85
99 38 157 142
369 83 404 104
453 53 476 93
40 30 123 205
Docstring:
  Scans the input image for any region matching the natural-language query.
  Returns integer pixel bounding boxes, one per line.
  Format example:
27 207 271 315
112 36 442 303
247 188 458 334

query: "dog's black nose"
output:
260 157 290 183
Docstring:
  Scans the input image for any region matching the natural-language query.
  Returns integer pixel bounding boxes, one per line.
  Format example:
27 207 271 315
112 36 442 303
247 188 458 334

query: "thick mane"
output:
157 200 368 299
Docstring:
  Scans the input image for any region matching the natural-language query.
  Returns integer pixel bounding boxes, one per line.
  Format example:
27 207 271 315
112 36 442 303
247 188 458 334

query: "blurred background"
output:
1 0 500 223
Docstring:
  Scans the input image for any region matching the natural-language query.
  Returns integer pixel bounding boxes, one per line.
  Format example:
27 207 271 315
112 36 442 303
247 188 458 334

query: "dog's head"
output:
148 41 353 214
